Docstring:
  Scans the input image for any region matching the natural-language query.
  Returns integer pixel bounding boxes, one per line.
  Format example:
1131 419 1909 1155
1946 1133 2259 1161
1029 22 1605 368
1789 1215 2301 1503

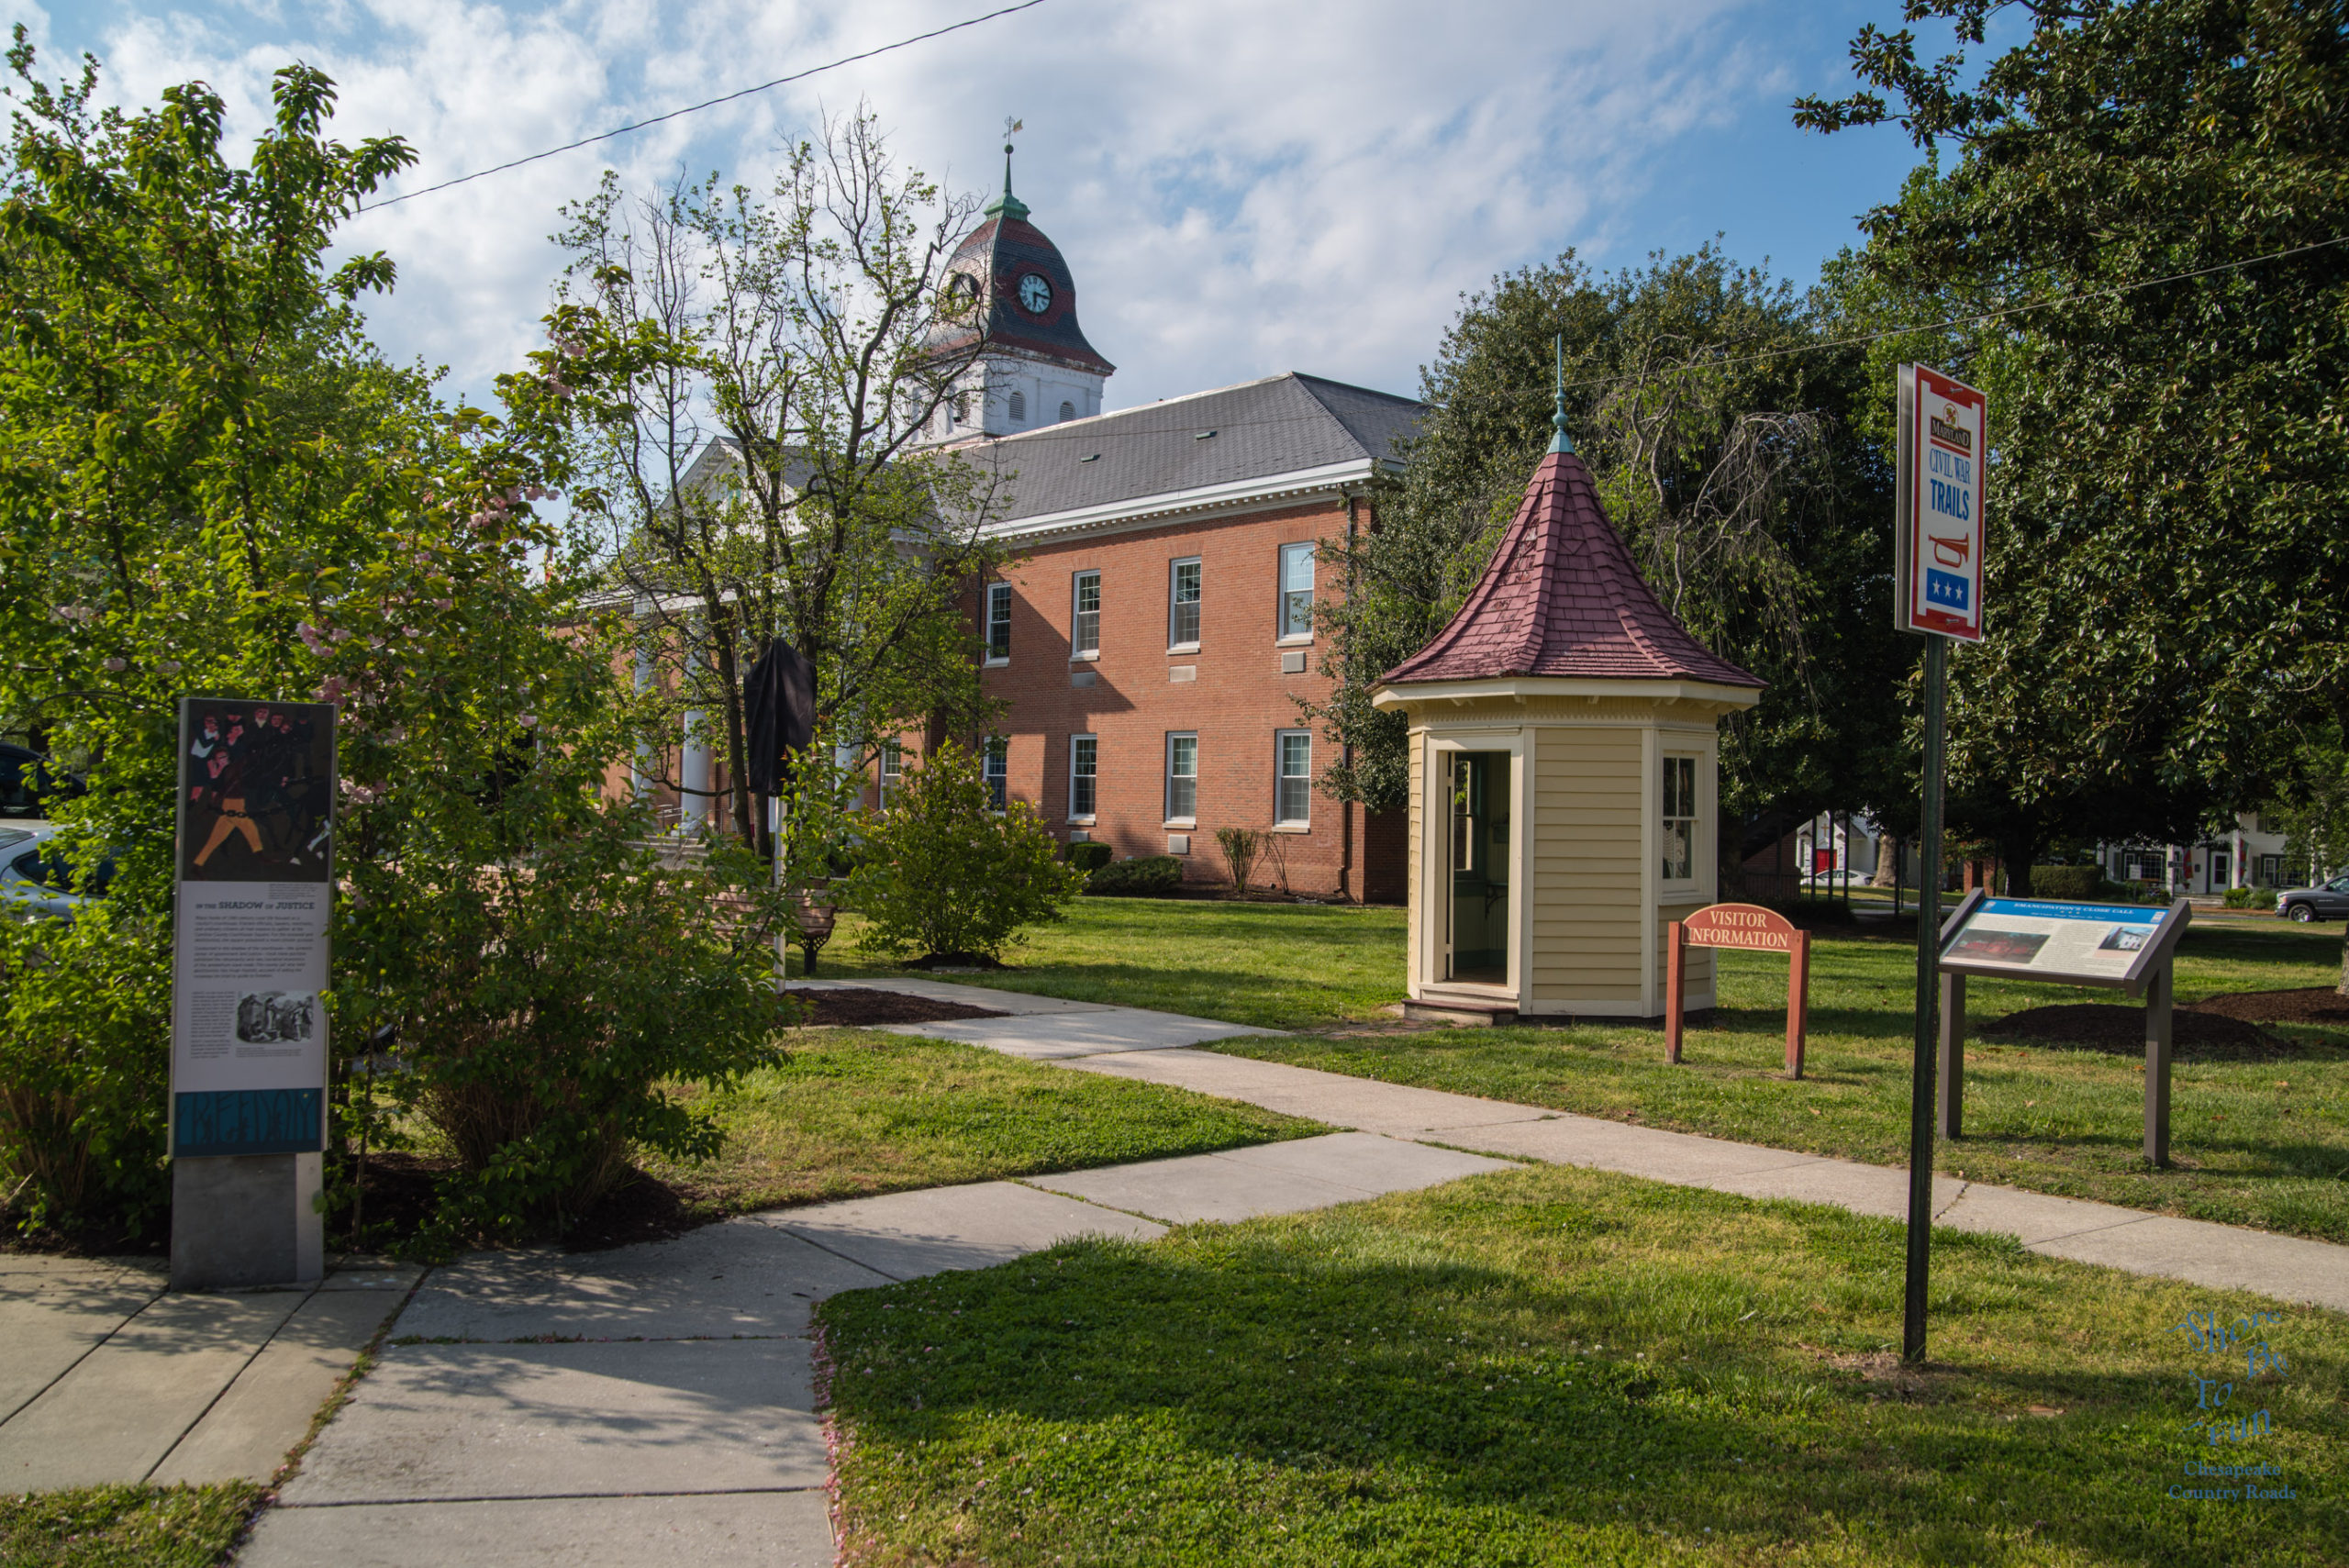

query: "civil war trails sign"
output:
1894 363 1988 641
170 697 336 1158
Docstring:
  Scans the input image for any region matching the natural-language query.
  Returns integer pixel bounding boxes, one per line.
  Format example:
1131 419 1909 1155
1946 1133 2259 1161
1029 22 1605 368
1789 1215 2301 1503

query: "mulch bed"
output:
2192 986 2349 1029
785 986 1008 1026
1981 1004 2298 1062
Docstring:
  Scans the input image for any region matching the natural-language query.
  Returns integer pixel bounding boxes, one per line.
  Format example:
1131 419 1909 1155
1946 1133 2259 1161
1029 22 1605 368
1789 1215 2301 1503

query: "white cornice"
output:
1369 675 1764 713
980 457 1379 545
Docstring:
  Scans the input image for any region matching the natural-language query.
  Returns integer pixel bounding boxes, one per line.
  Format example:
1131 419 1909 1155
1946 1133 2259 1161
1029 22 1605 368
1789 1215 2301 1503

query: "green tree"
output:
548 111 1008 854
1798 0 2349 894
1308 249 1910 872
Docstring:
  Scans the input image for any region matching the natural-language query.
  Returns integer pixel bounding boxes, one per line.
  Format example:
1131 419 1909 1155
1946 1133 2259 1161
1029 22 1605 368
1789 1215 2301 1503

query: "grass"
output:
820 1162 2346 1567
0 1484 258 1567
637 1028 1320 1218
799 898 1409 1029
1217 920 2349 1242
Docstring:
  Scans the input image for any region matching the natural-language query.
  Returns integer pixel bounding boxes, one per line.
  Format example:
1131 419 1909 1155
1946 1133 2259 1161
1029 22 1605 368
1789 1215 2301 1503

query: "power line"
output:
355 0 1051 212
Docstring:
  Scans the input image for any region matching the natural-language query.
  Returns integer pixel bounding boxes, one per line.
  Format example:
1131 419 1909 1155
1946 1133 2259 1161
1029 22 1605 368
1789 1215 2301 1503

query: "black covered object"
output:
742 639 816 794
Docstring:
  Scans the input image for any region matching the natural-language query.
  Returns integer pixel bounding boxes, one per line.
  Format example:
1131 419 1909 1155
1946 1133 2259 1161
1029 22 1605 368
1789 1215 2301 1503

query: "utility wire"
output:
356 0 1050 212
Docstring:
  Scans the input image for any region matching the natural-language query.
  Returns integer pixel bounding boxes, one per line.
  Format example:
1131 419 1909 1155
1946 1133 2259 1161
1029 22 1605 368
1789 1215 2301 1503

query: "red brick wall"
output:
975 498 1402 901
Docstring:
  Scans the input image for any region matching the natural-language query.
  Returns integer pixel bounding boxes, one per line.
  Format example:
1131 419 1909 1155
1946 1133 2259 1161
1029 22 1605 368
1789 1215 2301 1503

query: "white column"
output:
680 644 712 833
631 641 654 797
2231 823 2245 890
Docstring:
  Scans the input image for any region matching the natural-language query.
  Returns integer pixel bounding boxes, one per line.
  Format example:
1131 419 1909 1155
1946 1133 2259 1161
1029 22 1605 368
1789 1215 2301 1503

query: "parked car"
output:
0 823 116 918
2277 874 2349 924
0 742 83 818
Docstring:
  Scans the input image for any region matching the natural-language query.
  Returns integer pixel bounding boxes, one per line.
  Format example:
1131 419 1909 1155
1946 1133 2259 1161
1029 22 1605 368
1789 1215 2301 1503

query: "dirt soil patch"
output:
1982 1004 2298 1061
786 986 1008 1027
2191 986 2349 1030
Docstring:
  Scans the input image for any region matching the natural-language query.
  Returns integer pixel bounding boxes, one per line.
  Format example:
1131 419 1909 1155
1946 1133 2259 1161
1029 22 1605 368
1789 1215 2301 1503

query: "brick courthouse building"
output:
925 166 1417 901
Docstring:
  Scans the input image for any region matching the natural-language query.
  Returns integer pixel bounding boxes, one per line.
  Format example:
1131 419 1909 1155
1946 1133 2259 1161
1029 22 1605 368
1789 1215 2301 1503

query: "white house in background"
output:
2096 812 2300 897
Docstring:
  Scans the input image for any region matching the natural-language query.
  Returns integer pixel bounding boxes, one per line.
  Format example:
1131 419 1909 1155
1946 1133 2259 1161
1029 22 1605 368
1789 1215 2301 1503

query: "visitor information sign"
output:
170 697 337 1158
1895 364 1988 640
1938 895 2189 992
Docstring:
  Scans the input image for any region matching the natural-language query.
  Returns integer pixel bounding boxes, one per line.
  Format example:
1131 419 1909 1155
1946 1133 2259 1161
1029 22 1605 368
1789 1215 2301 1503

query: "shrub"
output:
0 905 172 1237
1063 840 1113 873
342 806 790 1244
2029 864 2110 901
844 742 1085 962
2223 884 2269 908
1216 827 1264 894
1088 855 1185 896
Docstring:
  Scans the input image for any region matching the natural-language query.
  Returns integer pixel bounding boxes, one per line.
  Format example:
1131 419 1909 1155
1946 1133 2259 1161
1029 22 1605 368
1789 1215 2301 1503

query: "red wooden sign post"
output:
1664 902 1812 1078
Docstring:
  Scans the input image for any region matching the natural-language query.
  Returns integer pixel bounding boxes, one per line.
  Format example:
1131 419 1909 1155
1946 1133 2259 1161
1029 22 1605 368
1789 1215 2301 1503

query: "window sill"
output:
1275 634 1314 648
1167 642 1201 656
983 657 1009 669
1069 651 1100 663
1271 822 1310 834
1163 818 1197 830
1067 815 1097 826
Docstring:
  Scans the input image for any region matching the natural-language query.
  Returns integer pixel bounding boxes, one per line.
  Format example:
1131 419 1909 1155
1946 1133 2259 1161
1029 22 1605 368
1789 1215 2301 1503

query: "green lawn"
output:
799 898 1408 1029
1219 921 2349 1243
639 1028 1320 1218
0 1484 258 1567
820 1162 2345 1567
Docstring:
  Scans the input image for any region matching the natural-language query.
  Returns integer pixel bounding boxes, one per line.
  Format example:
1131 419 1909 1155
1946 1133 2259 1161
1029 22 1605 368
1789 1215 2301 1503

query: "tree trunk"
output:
2337 924 2346 999
1995 824 2043 899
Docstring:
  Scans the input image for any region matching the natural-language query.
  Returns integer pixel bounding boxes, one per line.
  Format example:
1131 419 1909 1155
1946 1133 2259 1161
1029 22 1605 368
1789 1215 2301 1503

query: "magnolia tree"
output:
0 45 788 1244
547 110 1011 857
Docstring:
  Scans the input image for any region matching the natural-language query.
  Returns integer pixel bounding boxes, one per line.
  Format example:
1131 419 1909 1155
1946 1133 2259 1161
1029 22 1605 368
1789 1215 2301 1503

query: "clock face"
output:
1018 272 1053 315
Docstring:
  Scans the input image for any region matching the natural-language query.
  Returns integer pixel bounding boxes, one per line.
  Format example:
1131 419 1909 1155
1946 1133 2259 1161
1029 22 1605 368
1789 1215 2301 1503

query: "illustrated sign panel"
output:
1895 363 1988 640
1940 897 2176 986
170 697 336 1158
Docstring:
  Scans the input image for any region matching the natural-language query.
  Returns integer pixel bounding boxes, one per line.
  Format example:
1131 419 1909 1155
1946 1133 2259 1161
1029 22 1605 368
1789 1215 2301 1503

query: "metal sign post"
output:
1894 363 1987 1364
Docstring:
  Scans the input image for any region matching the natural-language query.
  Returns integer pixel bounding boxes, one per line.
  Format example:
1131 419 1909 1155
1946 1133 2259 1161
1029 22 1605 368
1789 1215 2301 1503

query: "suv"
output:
2277 874 2349 924
0 743 81 818
0 823 115 918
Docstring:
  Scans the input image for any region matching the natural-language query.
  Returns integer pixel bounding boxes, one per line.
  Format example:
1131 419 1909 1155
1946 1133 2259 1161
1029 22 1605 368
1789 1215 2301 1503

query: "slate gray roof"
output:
963 373 1424 528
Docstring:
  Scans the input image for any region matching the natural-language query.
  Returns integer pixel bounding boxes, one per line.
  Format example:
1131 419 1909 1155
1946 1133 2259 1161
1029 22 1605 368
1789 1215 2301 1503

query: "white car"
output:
0 823 115 918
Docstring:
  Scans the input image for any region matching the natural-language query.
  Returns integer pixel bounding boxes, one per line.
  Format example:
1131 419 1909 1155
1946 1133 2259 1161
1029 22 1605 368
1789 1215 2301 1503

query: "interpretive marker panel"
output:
171 697 336 1158
1938 896 2188 994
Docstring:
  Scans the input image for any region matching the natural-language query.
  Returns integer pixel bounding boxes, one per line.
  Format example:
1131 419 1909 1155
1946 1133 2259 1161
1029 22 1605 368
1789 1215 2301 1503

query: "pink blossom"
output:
316 675 348 704
101 656 127 673
432 597 454 612
401 627 420 639
297 622 327 655
524 485 546 501
518 712 540 728
159 660 182 674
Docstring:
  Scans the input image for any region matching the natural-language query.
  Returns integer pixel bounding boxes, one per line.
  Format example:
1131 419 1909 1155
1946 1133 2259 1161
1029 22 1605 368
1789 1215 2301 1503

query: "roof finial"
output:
1548 331 1575 455
985 118 1030 221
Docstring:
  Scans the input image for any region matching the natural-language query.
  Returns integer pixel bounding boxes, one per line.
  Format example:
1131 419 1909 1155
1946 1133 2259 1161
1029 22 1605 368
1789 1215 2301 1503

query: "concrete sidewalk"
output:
244 1129 1490 1567
0 1253 417 1494
865 979 2349 1316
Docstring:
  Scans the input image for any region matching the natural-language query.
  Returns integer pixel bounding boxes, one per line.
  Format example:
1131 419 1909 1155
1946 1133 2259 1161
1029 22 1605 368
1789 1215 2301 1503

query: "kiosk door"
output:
1444 751 1510 984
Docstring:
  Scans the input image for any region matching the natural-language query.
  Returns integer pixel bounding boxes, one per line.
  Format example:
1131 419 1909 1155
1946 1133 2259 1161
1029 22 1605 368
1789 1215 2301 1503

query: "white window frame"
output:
983 735 1008 813
1275 729 1311 828
1068 734 1097 822
1415 730 1526 1003
1008 389 1027 423
1071 570 1101 660
1277 541 1316 644
985 582 1012 665
878 740 904 812
1164 732 1198 826
1660 752 1699 890
1168 556 1202 652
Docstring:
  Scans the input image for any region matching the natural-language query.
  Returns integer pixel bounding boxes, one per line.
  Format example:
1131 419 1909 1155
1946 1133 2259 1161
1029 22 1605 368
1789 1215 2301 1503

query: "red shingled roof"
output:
1381 450 1765 689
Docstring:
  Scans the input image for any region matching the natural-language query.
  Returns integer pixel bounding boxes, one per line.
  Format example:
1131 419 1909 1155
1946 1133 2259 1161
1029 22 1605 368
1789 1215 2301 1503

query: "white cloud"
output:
31 0 1851 409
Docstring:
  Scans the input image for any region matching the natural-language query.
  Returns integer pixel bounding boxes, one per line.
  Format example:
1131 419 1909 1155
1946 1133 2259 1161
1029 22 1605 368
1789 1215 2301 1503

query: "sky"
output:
16 0 1939 412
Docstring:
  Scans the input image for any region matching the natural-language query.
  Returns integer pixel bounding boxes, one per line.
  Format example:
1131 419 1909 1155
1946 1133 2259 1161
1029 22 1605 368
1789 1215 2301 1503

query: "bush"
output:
1063 840 1113 873
1216 827 1264 893
2224 884 2269 908
343 806 790 1244
2029 864 2110 901
0 906 172 1238
844 742 1085 962
1088 855 1185 896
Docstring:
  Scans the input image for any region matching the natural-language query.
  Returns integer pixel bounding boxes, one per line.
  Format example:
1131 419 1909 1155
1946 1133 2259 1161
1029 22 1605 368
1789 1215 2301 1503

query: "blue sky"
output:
17 0 1942 409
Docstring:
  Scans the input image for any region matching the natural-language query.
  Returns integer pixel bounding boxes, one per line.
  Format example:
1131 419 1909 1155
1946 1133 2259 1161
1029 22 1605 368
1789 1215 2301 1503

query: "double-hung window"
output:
1275 731 1311 826
1072 571 1101 658
1164 733 1198 823
1069 735 1097 819
985 583 1012 662
983 737 1008 811
1660 755 1697 883
1278 542 1315 640
880 740 905 812
1169 557 1201 650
